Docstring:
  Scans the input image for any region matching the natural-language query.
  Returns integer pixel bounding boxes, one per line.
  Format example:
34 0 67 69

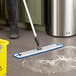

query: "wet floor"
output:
21 46 76 75
0 26 76 76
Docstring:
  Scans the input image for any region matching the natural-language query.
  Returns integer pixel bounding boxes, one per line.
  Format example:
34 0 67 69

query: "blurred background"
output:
0 0 45 31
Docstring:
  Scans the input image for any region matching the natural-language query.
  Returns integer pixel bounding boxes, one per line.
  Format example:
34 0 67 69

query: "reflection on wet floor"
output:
21 46 76 75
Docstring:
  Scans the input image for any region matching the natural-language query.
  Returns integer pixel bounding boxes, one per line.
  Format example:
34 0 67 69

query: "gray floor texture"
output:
0 25 76 76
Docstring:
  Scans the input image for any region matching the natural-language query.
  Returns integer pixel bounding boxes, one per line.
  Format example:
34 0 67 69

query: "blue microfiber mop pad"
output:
13 43 64 59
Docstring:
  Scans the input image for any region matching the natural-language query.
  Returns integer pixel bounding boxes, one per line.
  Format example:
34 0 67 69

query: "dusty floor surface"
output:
0 25 76 76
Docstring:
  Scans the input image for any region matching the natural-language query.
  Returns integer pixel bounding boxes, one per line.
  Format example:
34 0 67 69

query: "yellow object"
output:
0 39 9 76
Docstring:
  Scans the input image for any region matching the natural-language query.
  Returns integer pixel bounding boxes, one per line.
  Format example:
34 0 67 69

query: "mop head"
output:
13 43 64 59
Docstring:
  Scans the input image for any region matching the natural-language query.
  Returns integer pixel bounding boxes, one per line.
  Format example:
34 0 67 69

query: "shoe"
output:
10 25 19 39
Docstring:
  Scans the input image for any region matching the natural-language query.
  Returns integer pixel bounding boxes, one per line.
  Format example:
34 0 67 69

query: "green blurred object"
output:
0 0 45 26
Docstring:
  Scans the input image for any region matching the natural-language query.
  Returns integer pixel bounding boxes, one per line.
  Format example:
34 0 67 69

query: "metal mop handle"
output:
23 0 41 50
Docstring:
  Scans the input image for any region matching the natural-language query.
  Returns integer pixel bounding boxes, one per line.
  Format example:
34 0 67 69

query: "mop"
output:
13 0 64 59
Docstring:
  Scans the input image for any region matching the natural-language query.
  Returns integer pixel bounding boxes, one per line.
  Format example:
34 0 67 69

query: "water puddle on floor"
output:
21 46 76 75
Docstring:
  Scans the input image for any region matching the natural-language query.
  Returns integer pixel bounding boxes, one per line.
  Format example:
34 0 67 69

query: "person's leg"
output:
6 0 19 39
0 0 1 17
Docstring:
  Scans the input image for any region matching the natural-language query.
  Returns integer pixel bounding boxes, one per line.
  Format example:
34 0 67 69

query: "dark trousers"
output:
6 0 17 27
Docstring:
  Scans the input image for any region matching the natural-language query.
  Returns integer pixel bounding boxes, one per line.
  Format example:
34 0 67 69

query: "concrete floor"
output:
0 26 76 76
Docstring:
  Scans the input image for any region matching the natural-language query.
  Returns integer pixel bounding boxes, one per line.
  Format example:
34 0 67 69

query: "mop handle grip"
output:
35 37 41 50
